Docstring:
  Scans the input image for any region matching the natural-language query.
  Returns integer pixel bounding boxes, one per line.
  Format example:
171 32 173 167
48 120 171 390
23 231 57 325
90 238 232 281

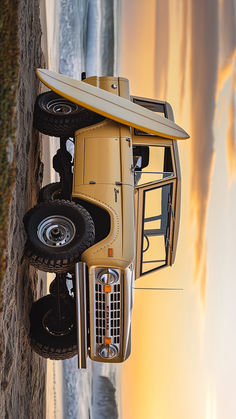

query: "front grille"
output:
95 283 121 344
95 283 105 343
110 284 121 344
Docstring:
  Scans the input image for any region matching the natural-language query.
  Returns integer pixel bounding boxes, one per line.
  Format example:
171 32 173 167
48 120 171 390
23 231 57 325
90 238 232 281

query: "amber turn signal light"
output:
104 285 111 293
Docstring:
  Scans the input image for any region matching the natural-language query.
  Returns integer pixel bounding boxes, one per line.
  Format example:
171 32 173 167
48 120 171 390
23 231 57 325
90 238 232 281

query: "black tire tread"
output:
30 338 78 360
24 199 95 273
38 182 62 202
24 247 76 273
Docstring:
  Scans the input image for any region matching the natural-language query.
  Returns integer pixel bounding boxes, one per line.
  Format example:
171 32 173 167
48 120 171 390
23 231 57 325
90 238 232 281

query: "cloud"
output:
200 252 208 311
190 0 236 300
153 0 219 303
189 0 219 302
216 0 236 186
216 0 236 185
226 81 236 185
218 0 236 67
179 0 191 113
216 48 236 99
152 0 235 304
191 153 216 304
153 0 170 98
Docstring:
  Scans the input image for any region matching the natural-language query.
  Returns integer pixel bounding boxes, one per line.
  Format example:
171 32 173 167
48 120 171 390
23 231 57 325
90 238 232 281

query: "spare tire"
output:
30 294 78 360
34 91 104 137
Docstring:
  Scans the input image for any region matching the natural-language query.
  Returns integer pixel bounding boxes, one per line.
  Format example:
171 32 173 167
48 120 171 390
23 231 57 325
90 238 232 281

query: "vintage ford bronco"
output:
23 70 188 367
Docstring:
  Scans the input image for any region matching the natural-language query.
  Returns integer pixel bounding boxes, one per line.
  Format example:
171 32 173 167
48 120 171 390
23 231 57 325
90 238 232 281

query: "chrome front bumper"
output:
75 262 87 369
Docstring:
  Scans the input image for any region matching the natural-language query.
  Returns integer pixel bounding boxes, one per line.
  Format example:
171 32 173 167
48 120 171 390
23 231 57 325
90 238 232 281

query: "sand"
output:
46 359 64 419
0 0 48 417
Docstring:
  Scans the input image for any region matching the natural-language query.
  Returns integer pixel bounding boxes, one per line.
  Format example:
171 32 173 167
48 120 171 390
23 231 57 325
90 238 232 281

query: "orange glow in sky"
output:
120 0 236 418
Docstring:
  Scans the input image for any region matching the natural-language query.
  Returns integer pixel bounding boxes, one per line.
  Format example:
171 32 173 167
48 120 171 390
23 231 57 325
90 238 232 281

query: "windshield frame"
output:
131 99 181 279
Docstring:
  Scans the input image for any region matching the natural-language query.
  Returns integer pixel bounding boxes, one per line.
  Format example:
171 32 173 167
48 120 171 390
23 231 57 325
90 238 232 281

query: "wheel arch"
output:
74 198 111 244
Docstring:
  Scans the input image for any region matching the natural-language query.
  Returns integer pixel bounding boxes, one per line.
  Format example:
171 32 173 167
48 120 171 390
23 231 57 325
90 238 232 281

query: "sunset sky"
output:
43 1 235 417
120 0 236 418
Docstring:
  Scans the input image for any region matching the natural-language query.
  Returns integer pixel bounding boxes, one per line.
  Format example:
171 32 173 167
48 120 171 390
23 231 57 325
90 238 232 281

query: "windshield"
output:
140 182 173 275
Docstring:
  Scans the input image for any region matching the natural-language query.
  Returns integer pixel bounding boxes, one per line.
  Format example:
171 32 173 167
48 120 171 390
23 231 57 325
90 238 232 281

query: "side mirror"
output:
133 155 142 170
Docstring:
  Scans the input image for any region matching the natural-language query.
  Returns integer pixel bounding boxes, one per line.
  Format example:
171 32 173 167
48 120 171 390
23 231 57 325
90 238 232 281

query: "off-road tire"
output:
24 199 95 273
38 182 63 202
34 91 104 137
30 295 78 360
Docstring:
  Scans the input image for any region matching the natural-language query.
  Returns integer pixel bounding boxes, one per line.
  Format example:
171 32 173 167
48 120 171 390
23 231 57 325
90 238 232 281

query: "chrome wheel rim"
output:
37 215 76 247
45 98 79 115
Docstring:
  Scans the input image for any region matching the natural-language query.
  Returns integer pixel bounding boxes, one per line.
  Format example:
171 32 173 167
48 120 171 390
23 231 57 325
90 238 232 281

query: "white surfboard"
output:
36 69 189 140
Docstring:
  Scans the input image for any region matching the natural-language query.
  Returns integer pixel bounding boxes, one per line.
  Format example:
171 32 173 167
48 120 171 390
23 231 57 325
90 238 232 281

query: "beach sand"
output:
1 2 121 417
0 1 64 418
0 0 46 417
39 2 65 418
46 359 64 419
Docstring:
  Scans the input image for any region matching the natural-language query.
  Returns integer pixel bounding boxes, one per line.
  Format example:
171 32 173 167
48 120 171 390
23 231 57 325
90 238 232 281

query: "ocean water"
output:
58 1 121 418
63 359 121 418
59 0 120 79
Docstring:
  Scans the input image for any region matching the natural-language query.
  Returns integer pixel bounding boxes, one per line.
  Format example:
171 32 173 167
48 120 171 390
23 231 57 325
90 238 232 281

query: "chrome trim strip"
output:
75 262 87 369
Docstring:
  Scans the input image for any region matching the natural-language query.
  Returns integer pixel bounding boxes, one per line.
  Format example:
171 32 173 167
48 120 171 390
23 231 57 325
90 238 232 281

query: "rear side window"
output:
133 98 167 136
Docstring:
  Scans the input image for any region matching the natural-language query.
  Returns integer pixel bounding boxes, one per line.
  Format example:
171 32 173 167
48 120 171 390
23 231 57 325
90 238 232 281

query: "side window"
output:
133 145 174 186
133 98 166 136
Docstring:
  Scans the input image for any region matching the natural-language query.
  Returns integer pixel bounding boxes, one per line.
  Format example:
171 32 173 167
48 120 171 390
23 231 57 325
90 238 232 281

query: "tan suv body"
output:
24 72 187 366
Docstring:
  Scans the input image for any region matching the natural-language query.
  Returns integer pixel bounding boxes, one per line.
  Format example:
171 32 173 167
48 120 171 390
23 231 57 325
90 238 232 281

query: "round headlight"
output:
98 344 118 359
98 269 118 285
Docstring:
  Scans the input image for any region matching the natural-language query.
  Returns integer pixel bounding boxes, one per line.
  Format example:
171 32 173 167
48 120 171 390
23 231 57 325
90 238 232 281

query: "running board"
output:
75 262 87 369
